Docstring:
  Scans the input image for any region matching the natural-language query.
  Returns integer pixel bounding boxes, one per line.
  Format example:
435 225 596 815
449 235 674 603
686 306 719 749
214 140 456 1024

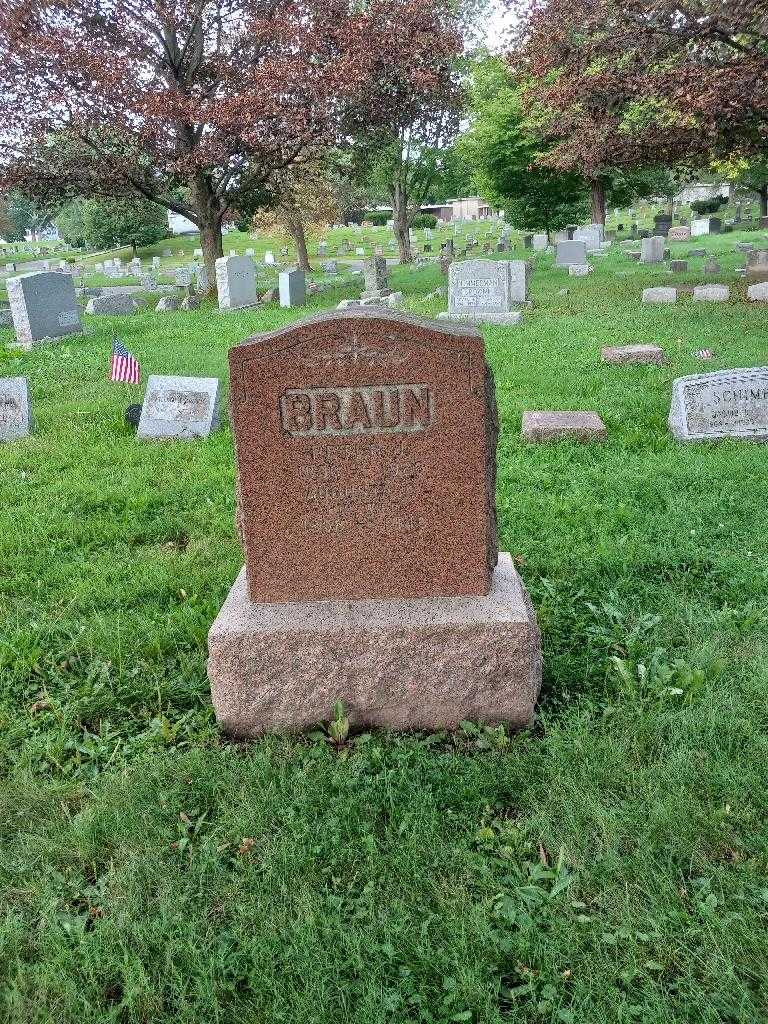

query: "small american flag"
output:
694 348 715 361
110 338 141 384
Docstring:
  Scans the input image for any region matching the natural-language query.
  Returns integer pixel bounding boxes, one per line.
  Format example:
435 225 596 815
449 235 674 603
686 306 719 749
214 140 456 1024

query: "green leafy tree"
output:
0 191 52 240
56 197 168 253
712 155 768 217
458 57 588 231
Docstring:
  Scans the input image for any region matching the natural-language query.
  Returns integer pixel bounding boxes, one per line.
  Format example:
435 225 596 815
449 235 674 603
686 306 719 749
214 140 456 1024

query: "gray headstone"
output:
440 259 527 325
278 269 306 308
137 375 221 440
556 240 588 266
216 255 257 310
7 271 82 349
194 265 209 294
532 233 548 251
86 294 141 315
640 236 665 263
573 226 601 252
321 260 338 275
156 296 182 312
362 256 389 297
0 377 31 441
669 367 768 441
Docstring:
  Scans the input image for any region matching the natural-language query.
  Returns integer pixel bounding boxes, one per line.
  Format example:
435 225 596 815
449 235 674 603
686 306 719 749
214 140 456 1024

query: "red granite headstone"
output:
228 308 498 603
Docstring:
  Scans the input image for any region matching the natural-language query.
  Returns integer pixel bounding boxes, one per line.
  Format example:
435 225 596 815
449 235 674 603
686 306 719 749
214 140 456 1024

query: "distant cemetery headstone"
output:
216 254 258 310
208 307 541 735
691 218 712 237
532 233 548 251
642 287 677 304
668 226 691 241
362 256 390 298
321 260 339 275
669 367 768 441
693 284 729 302
573 226 602 252
440 259 527 325
0 377 31 441
555 240 587 267
7 271 83 349
640 236 665 263
278 269 306 308
85 294 141 315
137 375 221 440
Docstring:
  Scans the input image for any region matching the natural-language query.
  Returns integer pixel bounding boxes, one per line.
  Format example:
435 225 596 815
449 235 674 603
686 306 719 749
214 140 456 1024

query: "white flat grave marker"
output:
138 375 221 440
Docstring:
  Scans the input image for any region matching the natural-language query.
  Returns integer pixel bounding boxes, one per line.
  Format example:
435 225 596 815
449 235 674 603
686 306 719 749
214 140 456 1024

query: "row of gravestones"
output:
4 308 767 740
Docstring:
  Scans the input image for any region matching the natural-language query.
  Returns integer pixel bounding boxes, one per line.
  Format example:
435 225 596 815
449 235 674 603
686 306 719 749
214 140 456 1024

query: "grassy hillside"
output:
1 228 767 1024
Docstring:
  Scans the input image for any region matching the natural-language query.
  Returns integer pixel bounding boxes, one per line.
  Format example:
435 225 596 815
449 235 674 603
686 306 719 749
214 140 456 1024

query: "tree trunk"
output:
392 183 411 263
666 194 674 217
760 184 768 218
286 213 312 272
190 172 224 297
590 179 607 225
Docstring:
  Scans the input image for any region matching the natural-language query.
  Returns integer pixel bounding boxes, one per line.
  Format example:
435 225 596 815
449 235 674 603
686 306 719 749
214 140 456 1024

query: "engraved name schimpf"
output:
280 383 432 437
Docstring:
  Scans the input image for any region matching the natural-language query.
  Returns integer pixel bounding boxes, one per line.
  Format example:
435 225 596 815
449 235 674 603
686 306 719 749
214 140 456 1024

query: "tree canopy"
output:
0 0 462 285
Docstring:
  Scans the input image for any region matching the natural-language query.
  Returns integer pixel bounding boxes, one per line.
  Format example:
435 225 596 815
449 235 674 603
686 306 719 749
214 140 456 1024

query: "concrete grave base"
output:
437 310 523 326
208 553 541 736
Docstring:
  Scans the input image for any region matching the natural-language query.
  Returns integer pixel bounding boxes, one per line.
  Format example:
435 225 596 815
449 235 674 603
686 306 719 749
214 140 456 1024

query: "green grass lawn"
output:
2 228 768 1024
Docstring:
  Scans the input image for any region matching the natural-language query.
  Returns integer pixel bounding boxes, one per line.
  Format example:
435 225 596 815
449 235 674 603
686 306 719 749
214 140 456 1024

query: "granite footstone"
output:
522 410 607 442
601 344 665 365
642 287 677 304
693 285 729 302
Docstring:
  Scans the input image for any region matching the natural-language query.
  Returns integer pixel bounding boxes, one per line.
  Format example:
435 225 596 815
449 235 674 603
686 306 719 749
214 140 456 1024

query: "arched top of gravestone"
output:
231 305 485 349
228 308 499 603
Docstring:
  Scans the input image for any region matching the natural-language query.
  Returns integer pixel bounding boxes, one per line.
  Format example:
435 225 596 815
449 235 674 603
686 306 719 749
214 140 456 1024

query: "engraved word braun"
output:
280 384 432 438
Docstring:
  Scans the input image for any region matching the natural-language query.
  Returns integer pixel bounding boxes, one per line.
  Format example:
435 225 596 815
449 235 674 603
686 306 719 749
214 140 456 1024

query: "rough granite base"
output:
208 553 541 736
437 311 523 326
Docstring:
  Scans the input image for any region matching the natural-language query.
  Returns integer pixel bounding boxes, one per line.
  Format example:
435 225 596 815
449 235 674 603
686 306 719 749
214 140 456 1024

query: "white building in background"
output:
167 211 198 235
445 197 496 220
420 197 498 221
673 183 731 204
